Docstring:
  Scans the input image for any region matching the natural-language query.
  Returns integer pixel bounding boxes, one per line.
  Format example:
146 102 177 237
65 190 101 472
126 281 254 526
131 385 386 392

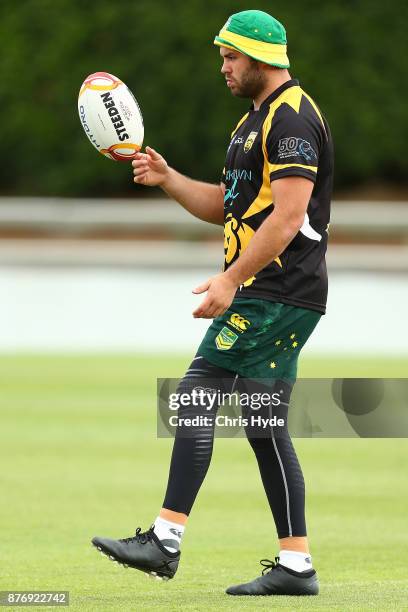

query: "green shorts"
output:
197 298 321 381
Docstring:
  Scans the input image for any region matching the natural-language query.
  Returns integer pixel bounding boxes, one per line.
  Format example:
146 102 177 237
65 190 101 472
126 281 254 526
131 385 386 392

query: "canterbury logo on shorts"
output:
229 313 250 332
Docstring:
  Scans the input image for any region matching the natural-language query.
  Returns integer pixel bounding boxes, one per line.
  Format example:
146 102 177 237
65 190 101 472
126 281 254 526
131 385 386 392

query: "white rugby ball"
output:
78 71 144 161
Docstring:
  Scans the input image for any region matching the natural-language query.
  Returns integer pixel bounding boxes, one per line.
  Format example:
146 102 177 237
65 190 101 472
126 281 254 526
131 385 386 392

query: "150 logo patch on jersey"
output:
278 137 317 162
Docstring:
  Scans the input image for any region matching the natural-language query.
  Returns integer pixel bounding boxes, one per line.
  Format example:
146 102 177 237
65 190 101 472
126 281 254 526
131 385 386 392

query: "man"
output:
92 9 333 597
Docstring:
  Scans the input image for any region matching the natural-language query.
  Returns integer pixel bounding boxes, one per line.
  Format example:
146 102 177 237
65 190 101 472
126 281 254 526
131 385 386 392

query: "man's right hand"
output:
132 146 169 187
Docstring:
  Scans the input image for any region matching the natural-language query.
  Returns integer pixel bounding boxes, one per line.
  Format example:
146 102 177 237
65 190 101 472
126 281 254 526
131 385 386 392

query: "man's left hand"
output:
192 273 238 319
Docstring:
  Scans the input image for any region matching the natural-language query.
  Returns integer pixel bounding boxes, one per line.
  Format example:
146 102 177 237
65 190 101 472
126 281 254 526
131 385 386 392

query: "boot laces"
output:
120 526 154 545
260 556 280 575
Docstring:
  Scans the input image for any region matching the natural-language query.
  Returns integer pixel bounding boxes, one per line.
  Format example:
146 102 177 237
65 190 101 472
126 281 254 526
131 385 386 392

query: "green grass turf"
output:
0 354 407 610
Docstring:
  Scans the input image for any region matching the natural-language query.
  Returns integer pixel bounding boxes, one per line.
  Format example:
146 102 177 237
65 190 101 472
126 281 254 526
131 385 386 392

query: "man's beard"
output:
232 63 266 99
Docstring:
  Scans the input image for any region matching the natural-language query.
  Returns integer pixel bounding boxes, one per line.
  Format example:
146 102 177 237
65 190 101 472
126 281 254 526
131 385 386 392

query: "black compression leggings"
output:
162 355 306 538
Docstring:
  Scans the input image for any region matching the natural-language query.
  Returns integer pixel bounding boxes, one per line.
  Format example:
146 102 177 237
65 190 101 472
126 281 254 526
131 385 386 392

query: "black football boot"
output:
226 557 319 596
92 526 180 580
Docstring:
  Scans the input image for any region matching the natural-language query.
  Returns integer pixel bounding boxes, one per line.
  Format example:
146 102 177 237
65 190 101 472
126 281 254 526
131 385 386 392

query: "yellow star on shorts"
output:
292 341 298 348
270 362 276 369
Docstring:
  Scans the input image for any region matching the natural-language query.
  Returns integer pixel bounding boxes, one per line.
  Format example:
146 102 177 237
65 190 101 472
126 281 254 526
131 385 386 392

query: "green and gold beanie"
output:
214 10 289 68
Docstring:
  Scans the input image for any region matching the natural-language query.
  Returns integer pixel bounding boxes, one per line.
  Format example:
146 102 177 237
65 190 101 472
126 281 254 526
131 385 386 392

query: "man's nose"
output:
221 61 229 74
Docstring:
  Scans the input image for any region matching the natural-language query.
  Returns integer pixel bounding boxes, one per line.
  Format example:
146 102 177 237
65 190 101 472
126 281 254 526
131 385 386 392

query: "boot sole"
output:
92 542 172 581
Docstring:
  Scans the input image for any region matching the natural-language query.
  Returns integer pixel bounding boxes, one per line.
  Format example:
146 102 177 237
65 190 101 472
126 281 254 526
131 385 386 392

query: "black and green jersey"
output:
222 78 334 314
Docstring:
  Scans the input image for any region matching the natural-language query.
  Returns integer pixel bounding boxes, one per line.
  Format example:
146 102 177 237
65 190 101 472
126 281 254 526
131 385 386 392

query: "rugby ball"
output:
78 72 144 161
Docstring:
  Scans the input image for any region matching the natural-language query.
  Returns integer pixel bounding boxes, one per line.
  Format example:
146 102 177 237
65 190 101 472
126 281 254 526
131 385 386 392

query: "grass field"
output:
0 354 407 610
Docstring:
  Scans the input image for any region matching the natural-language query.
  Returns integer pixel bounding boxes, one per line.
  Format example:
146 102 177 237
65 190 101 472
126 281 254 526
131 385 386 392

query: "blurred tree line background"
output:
1 0 407 197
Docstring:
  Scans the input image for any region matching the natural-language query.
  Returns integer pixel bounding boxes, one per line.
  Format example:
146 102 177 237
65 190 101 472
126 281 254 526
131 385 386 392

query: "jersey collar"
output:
250 78 299 112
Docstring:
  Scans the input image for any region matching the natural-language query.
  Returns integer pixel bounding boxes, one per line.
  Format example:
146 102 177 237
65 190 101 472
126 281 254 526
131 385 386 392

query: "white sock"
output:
153 517 185 553
279 550 313 573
